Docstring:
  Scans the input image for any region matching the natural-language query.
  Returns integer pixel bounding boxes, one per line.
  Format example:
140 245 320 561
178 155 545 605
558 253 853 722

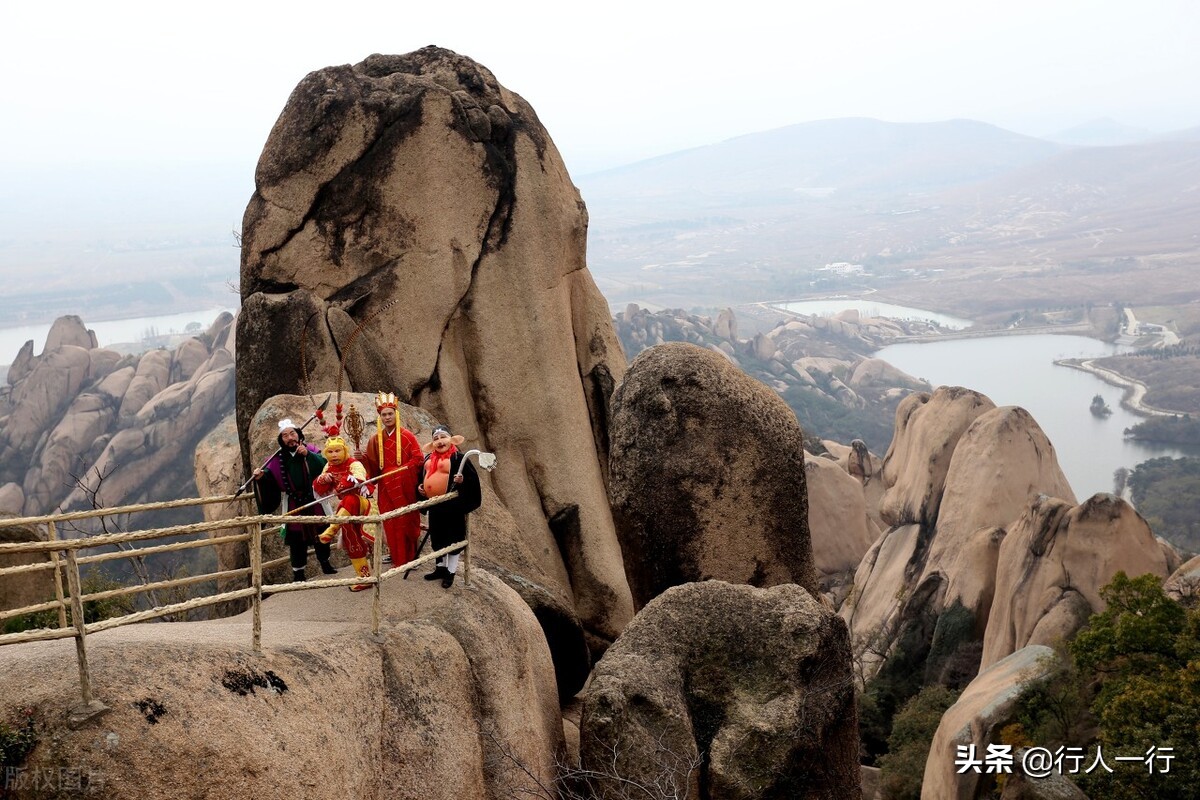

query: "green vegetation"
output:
1125 415 1200 446
877 686 959 800
783 384 896 453
0 708 37 770
1010 573 1200 800
857 603 980 766
1 574 136 635
1098 348 1200 413
1126 457 1200 554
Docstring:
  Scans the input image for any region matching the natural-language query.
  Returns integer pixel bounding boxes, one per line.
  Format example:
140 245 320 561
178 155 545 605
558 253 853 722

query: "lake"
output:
876 334 1200 500
0 308 236 366
780 298 973 330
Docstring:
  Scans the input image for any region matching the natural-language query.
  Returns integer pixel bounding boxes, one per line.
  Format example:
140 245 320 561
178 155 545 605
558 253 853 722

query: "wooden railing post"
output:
250 523 262 653
371 514 382 637
64 549 108 725
47 521 68 629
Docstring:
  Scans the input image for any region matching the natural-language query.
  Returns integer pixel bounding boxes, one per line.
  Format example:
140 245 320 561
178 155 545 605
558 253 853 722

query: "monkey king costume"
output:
358 392 424 566
311 404 375 592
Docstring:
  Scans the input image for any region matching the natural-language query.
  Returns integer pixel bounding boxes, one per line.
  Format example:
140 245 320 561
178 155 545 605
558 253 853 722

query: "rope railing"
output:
0 489 471 722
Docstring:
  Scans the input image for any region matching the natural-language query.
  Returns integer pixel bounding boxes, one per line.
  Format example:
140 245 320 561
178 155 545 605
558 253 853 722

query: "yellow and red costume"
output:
313 431 375 592
359 393 424 566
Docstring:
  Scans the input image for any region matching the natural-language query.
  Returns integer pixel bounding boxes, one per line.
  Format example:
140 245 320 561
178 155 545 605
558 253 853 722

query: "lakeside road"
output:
1056 358 1182 418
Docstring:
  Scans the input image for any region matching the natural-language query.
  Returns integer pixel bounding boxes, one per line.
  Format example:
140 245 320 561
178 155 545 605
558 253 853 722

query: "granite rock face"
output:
981 493 1170 668
581 581 860 800
237 46 632 653
842 392 1076 686
608 343 818 607
0 315 236 519
0 570 561 800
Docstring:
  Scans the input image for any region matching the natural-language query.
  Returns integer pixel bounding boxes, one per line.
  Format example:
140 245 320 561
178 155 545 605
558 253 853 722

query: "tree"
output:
1070 572 1186 677
877 686 958 800
1112 466 1129 497
1067 572 1200 800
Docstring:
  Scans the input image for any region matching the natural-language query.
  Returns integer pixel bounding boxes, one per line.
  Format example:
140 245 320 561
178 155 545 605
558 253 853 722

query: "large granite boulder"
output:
0 570 561 800
0 345 94 487
879 387 996 529
42 315 96 353
0 314 237 524
21 392 118 514
0 519 53 615
843 394 1076 684
581 581 860 800
922 646 1059 800
237 46 632 653
932 407 1076 562
608 343 818 607
805 454 879 576
0 483 23 514
117 349 172 423
981 493 1171 669
1165 554 1200 604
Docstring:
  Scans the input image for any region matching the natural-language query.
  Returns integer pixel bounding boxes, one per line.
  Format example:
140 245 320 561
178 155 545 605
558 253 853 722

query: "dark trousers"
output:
289 538 333 571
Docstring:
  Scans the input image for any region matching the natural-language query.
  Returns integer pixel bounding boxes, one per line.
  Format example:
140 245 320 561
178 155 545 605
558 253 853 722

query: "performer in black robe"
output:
416 425 482 588
251 418 337 581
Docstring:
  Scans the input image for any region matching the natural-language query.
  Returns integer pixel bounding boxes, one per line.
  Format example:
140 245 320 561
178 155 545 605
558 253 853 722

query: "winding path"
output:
1056 359 1182 418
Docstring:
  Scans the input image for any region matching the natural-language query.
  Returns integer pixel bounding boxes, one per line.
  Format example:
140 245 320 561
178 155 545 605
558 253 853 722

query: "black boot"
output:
292 569 306 583
441 571 456 589
424 564 448 581
319 560 338 575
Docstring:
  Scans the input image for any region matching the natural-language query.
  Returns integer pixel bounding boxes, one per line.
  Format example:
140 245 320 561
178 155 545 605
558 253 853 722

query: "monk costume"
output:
358 392 424 567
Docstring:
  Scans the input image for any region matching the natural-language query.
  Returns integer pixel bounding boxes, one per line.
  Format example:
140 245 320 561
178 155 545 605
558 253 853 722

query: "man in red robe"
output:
358 392 424 567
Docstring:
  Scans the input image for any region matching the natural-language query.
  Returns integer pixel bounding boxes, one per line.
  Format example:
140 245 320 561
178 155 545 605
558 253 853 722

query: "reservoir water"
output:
780 299 973 330
876 334 1200 500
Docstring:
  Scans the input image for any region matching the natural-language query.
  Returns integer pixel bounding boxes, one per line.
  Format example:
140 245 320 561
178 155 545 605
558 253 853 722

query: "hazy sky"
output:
4 0 1198 176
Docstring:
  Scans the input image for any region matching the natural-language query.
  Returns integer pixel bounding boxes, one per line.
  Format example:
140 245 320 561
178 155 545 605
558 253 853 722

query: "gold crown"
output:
323 435 348 451
375 391 398 411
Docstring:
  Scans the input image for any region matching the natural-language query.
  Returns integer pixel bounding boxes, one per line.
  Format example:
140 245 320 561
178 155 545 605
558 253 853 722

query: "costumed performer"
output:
358 392 424 567
252 419 337 582
312 412 376 592
416 424 482 589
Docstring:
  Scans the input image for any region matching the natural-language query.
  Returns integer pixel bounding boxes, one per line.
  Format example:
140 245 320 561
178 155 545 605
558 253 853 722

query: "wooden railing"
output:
0 491 468 723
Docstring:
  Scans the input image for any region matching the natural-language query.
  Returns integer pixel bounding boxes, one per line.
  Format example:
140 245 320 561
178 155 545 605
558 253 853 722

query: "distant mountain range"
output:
1044 117 1156 146
577 118 1200 313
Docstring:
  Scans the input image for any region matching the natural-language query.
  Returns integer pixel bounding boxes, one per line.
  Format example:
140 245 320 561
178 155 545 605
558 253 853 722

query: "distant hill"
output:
1044 117 1155 146
582 118 1061 211
578 118 1200 313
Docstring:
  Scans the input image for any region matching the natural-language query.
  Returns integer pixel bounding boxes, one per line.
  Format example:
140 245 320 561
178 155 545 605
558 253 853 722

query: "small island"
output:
1090 393 1113 417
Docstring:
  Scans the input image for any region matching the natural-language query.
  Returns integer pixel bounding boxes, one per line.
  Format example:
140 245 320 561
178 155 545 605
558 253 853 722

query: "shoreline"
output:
1055 358 1183 418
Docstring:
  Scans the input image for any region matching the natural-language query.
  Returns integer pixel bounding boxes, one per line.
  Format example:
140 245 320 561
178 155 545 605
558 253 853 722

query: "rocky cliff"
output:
0 570 561 800
614 304 929 451
0 314 236 521
237 46 633 655
839 383 1173 775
